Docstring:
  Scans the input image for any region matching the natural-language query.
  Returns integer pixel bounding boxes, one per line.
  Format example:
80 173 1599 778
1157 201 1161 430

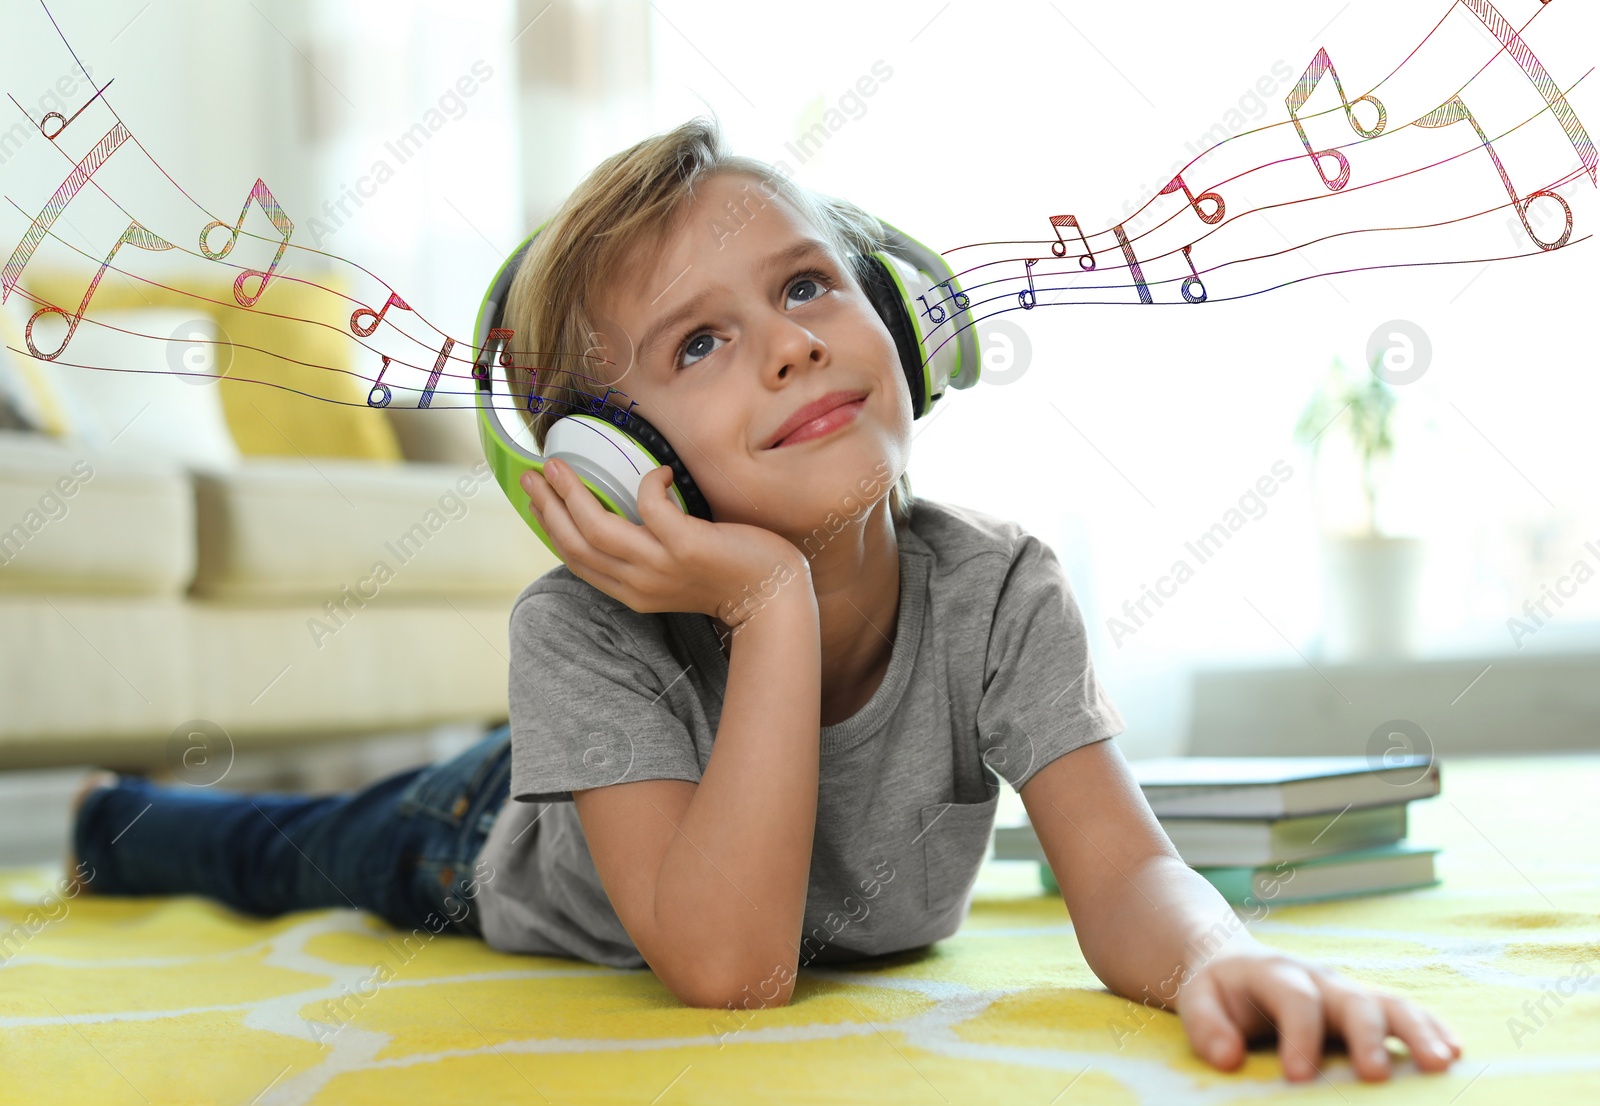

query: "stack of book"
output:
995 755 1442 906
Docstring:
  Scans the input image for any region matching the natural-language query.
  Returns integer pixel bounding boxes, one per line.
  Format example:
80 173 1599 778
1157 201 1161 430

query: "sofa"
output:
0 278 558 771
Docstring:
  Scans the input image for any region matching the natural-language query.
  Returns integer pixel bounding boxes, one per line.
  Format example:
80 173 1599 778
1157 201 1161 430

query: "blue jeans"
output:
73 724 512 938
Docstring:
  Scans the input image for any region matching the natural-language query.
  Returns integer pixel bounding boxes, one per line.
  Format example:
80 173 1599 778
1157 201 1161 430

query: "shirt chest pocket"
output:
918 792 999 915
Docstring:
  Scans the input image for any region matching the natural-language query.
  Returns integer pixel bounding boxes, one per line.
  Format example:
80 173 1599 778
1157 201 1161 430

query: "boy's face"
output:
590 171 912 538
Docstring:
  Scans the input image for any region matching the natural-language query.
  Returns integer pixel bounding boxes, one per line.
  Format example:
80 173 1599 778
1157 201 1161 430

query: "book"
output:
1035 842 1441 904
1191 842 1441 905
1132 755 1440 818
993 802 1409 868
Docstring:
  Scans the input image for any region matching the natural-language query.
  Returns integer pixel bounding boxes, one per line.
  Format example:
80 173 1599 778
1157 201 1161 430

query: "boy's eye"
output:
678 331 724 369
675 331 726 369
786 275 827 307
674 271 833 370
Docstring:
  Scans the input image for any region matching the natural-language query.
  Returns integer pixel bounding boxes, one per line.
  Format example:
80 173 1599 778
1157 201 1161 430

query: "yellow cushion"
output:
19 270 402 461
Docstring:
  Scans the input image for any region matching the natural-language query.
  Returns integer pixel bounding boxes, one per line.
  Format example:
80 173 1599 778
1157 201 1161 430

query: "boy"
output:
72 117 1460 1084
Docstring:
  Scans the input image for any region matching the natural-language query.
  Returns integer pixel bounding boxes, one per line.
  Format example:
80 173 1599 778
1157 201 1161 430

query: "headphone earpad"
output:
614 408 715 522
853 254 928 418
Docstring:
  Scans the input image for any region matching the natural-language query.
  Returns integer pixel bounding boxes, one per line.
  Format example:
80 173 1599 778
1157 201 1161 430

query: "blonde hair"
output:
501 115 913 527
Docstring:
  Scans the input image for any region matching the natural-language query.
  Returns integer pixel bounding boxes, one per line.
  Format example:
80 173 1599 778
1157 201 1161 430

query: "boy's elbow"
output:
668 953 798 1010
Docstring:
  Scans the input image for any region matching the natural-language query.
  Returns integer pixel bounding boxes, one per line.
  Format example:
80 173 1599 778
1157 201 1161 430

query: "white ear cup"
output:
544 414 689 524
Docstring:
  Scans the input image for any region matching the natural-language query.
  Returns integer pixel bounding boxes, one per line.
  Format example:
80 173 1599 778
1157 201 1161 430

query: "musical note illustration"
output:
475 326 515 381
1414 94 1572 250
6 0 1589 429
937 279 971 310
417 338 454 408
1111 224 1153 304
917 279 970 324
1458 0 1596 186
1159 173 1225 225
349 292 411 337
1285 47 1388 191
1048 214 1096 269
1179 244 1207 303
1017 258 1040 309
2 122 130 304
587 386 639 425
7 78 114 142
24 221 175 360
368 355 394 408
200 178 295 308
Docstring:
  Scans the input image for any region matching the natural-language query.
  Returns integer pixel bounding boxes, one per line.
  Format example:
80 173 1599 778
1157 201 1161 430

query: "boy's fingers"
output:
636 465 690 540
1379 995 1456 1073
1176 974 1245 1070
529 464 633 579
546 459 653 565
1426 1012 1463 1057
519 468 547 509
1244 965 1324 1082
1325 984 1391 1081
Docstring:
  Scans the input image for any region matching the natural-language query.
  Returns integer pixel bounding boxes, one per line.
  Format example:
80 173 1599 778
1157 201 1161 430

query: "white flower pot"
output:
1320 535 1424 661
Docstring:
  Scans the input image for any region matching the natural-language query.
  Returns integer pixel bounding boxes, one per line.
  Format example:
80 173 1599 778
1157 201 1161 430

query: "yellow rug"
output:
3 755 1596 1105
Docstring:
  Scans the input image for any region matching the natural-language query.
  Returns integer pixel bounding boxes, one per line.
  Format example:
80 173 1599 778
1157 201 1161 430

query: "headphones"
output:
472 215 980 563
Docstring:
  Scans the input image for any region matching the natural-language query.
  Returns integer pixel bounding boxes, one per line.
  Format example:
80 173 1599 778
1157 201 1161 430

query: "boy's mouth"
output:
764 389 869 449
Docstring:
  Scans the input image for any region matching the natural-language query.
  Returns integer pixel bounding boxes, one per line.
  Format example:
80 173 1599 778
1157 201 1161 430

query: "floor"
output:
2 754 1596 1105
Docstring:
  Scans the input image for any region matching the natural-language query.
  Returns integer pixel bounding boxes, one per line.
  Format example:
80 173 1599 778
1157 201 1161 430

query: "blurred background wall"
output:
0 0 1595 801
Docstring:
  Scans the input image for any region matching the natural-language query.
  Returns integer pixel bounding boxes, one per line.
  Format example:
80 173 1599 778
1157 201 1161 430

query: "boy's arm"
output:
1019 739 1461 1082
576 577 820 1008
523 458 826 1008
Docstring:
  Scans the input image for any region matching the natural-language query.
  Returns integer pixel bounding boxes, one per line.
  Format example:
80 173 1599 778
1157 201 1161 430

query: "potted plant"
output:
1294 354 1424 660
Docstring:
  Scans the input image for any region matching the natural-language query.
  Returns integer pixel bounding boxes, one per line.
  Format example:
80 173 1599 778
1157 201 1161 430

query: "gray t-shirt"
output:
473 497 1124 970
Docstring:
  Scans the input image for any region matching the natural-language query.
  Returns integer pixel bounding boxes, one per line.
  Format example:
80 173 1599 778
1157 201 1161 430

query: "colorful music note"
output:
1017 258 1040 309
589 387 639 425
1111 224 1153 305
199 179 295 308
1459 0 1596 186
917 279 971 324
1414 94 1572 250
7 79 115 142
349 292 411 337
936 279 971 310
1179 244 1206 304
475 326 515 381
526 374 546 415
418 338 454 409
368 355 393 408
24 220 175 360
1048 214 1096 270
1159 174 1225 225
2 123 130 304
1284 47 1387 192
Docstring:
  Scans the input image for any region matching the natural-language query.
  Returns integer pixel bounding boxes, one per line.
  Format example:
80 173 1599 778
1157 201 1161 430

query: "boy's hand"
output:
521 458 811 623
1175 947 1462 1082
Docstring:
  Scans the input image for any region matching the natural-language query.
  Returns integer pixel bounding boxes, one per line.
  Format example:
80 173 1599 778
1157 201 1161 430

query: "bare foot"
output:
63 770 120 896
